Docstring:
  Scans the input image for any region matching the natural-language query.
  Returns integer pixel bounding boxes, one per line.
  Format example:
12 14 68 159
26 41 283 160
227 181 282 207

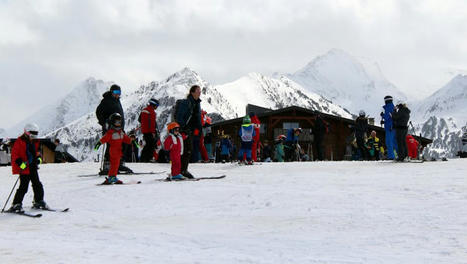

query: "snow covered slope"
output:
215 73 352 118
1 160 466 263
6 78 111 137
287 49 407 118
412 75 467 158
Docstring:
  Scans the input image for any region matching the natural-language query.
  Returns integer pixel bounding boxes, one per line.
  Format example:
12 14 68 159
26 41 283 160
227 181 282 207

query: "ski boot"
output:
7 203 24 213
102 176 123 185
32 200 49 210
167 174 186 181
181 171 195 179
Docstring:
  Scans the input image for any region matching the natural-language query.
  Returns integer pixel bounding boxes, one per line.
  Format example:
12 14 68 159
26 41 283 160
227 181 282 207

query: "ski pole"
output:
1 175 19 213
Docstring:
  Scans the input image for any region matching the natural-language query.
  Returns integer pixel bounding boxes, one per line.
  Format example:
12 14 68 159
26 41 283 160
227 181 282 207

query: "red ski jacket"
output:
163 133 186 155
11 135 40 175
100 129 132 159
140 105 157 134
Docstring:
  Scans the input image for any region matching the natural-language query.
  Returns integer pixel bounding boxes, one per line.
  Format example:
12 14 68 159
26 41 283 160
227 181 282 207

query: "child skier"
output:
406 134 419 159
274 135 286 162
163 122 186 180
94 113 132 184
238 115 256 165
8 123 48 213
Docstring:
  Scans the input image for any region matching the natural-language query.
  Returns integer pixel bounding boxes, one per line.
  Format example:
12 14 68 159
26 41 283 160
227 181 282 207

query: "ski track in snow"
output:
1 160 467 264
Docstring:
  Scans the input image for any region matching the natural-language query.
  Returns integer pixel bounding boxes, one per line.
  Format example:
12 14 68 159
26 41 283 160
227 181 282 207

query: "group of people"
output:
4 85 421 213
349 95 419 161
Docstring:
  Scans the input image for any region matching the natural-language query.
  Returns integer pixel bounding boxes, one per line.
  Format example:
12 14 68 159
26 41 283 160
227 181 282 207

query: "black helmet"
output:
109 113 123 128
149 98 159 107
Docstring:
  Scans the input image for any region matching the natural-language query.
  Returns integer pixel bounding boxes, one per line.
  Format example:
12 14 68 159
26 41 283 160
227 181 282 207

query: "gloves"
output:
20 162 27 170
94 141 102 151
193 129 200 136
37 157 42 164
380 120 385 125
133 140 140 148
380 112 384 117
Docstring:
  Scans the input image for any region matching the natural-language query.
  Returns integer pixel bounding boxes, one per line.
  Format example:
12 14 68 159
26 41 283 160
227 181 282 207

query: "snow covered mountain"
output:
47 68 352 161
6 78 111 137
215 73 352 118
286 49 407 119
412 74 467 158
47 68 238 161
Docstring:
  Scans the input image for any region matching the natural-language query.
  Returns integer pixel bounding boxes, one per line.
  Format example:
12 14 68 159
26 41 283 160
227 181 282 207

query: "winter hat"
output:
149 98 159 107
249 111 256 117
242 115 251 124
359 110 366 117
110 84 121 94
384 95 393 103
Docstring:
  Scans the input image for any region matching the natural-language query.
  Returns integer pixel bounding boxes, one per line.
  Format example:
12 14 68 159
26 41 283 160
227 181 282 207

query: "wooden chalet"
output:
210 105 432 161
5 138 78 164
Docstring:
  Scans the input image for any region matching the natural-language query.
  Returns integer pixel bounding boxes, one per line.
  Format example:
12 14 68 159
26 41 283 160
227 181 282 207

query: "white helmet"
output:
24 123 39 138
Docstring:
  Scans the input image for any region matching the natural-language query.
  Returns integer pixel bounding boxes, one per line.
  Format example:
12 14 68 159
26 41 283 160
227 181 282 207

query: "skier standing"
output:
94 113 132 184
355 110 369 160
174 85 202 178
381 96 398 160
249 112 261 162
95 84 132 174
392 102 411 161
274 135 286 162
139 98 159 162
8 123 48 212
285 128 302 161
238 115 256 165
163 122 186 180
406 134 419 159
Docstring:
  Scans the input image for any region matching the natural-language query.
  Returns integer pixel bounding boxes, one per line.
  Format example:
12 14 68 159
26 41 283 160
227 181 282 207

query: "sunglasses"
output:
112 90 121 95
29 131 38 136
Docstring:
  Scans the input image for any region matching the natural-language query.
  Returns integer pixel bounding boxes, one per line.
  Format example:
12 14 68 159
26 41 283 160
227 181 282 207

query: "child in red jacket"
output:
163 122 186 180
406 134 419 159
94 113 132 184
7 123 47 213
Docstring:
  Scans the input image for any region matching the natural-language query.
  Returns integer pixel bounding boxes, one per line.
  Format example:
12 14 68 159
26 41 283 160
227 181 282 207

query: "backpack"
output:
172 99 188 124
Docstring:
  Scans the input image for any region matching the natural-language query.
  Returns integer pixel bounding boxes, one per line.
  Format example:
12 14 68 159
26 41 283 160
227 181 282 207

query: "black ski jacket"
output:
96 91 124 129
392 106 411 129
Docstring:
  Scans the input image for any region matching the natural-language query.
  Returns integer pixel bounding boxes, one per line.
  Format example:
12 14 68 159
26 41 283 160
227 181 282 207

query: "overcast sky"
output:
1 0 466 129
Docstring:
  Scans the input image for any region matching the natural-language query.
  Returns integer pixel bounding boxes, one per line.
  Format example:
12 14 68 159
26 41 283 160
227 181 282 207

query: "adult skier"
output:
355 110 369 160
380 95 398 160
8 123 48 212
139 98 159 162
392 102 411 161
174 85 202 178
249 112 261 162
95 84 132 174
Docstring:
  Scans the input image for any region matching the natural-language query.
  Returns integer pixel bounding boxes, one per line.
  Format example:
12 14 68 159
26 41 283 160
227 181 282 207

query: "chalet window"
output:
283 122 299 129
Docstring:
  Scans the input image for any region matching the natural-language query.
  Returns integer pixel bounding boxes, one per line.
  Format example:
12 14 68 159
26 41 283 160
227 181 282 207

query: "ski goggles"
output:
26 131 38 138
112 90 121 95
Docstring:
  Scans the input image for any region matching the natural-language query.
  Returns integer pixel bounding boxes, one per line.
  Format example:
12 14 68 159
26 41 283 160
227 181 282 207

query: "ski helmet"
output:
359 110 366 117
277 134 286 141
149 98 159 107
384 95 393 103
167 122 180 132
242 115 251 124
109 113 123 128
24 123 39 138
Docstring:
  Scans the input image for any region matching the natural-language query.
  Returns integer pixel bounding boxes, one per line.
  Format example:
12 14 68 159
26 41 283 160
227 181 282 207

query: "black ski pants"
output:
140 133 156 162
12 168 44 205
181 133 193 173
395 128 408 160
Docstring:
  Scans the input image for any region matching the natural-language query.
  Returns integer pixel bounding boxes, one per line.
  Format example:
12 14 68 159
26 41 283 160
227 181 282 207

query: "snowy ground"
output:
1 160 466 264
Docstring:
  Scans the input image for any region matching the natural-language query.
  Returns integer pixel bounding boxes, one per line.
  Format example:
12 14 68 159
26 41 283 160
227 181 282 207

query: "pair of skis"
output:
98 175 226 185
78 171 166 178
2 207 69 218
